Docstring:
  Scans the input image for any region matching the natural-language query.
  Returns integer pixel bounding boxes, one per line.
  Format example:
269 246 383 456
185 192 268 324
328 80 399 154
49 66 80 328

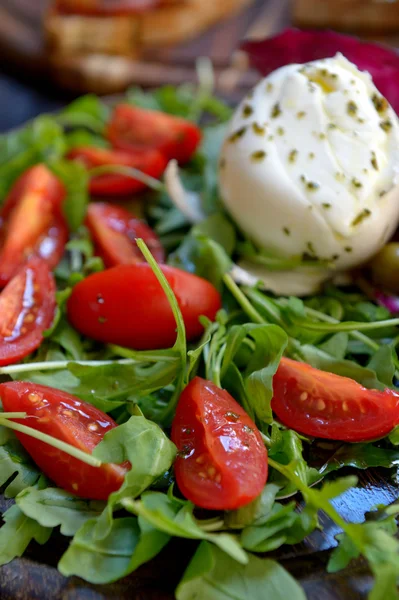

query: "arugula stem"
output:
268 458 364 550
212 343 226 388
137 239 187 425
0 359 137 376
0 418 102 468
293 317 399 333
260 431 271 447
0 412 27 419
198 518 225 532
242 287 285 327
223 275 264 324
108 344 179 363
88 165 165 192
297 305 380 352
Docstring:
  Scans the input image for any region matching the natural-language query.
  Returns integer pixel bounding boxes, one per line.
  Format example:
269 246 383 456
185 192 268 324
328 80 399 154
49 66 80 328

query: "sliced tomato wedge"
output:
272 357 399 442
55 0 159 15
107 104 202 164
0 257 56 366
68 146 167 196
0 382 129 500
67 263 221 349
0 164 68 287
86 202 165 267
171 377 268 510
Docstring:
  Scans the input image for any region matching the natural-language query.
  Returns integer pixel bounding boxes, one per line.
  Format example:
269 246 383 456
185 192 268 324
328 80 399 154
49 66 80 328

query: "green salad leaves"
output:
0 80 399 600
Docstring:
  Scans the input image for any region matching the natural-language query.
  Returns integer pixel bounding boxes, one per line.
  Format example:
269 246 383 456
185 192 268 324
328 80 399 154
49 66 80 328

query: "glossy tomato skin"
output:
0 257 56 366
55 0 158 15
272 357 399 442
86 202 165 267
67 263 221 349
0 382 128 500
171 377 267 510
0 164 68 287
68 146 167 196
107 104 202 164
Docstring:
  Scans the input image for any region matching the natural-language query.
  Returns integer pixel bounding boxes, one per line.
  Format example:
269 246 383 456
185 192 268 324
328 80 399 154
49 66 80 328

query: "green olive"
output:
370 242 399 293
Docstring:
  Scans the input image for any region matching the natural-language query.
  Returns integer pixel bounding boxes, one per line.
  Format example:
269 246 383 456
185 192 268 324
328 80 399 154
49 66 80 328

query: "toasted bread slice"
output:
45 0 253 57
139 0 254 47
45 9 140 56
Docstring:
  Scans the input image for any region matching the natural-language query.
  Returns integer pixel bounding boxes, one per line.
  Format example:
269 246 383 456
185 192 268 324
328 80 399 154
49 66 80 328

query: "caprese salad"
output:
1 29 399 600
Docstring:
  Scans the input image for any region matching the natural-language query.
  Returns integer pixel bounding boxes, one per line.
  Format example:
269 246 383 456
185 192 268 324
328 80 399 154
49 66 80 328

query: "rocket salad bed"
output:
2 42 399 599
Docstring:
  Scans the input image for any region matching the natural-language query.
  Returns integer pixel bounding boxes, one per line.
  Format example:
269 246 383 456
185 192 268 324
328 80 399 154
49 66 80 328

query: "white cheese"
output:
219 54 399 295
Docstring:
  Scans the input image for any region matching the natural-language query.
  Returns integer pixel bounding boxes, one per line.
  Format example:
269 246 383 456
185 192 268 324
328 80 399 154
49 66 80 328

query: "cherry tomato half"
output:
107 104 202 164
0 164 68 287
171 377 268 510
68 146 167 196
67 263 221 349
0 382 128 500
0 257 56 366
55 0 158 15
272 357 399 442
86 202 165 268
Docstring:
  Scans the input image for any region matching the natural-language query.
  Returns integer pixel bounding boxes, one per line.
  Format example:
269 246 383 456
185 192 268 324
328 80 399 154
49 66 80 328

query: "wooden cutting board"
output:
0 468 397 599
0 0 290 95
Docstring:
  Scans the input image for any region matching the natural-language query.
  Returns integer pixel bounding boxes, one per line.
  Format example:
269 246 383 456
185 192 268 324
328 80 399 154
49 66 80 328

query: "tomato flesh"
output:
107 104 202 164
67 263 221 349
0 164 68 287
0 382 128 500
272 357 399 442
0 257 56 366
171 377 268 510
68 146 167 196
86 202 165 267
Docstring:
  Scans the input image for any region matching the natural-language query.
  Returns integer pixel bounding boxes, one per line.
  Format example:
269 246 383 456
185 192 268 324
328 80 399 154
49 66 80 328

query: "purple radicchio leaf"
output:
242 28 399 114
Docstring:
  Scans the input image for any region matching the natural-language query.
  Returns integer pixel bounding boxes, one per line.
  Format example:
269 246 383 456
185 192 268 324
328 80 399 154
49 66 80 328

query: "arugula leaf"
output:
176 541 306 600
169 227 232 290
64 129 109 151
8 354 180 414
319 443 399 476
50 159 89 231
0 116 66 199
58 94 109 133
220 323 287 424
127 84 232 123
0 427 40 498
16 487 105 536
0 504 52 566
328 516 399 600
123 491 247 564
225 483 281 529
59 515 169 584
92 415 176 538
268 427 320 497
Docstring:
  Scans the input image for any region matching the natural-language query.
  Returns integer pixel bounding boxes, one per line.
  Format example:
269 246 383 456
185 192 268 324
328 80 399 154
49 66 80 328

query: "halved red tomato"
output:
68 146 167 196
171 377 268 510
67 263 221 349
0 164 68 287
107 104 202 164
0 382 128 500
86 202 165 267
0 257 56 366
55 0 158 15
272 357 399 442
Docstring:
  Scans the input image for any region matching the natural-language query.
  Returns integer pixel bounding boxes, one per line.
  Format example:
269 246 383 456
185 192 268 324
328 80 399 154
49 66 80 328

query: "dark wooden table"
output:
0 1 399 598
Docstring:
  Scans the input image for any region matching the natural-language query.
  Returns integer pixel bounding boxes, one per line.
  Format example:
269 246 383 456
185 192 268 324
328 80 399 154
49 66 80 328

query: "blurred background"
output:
1 0 398 132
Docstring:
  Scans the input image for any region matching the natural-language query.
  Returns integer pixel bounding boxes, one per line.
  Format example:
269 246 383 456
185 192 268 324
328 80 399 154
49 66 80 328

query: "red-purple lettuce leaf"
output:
242 29 399 114
375 291 399 315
